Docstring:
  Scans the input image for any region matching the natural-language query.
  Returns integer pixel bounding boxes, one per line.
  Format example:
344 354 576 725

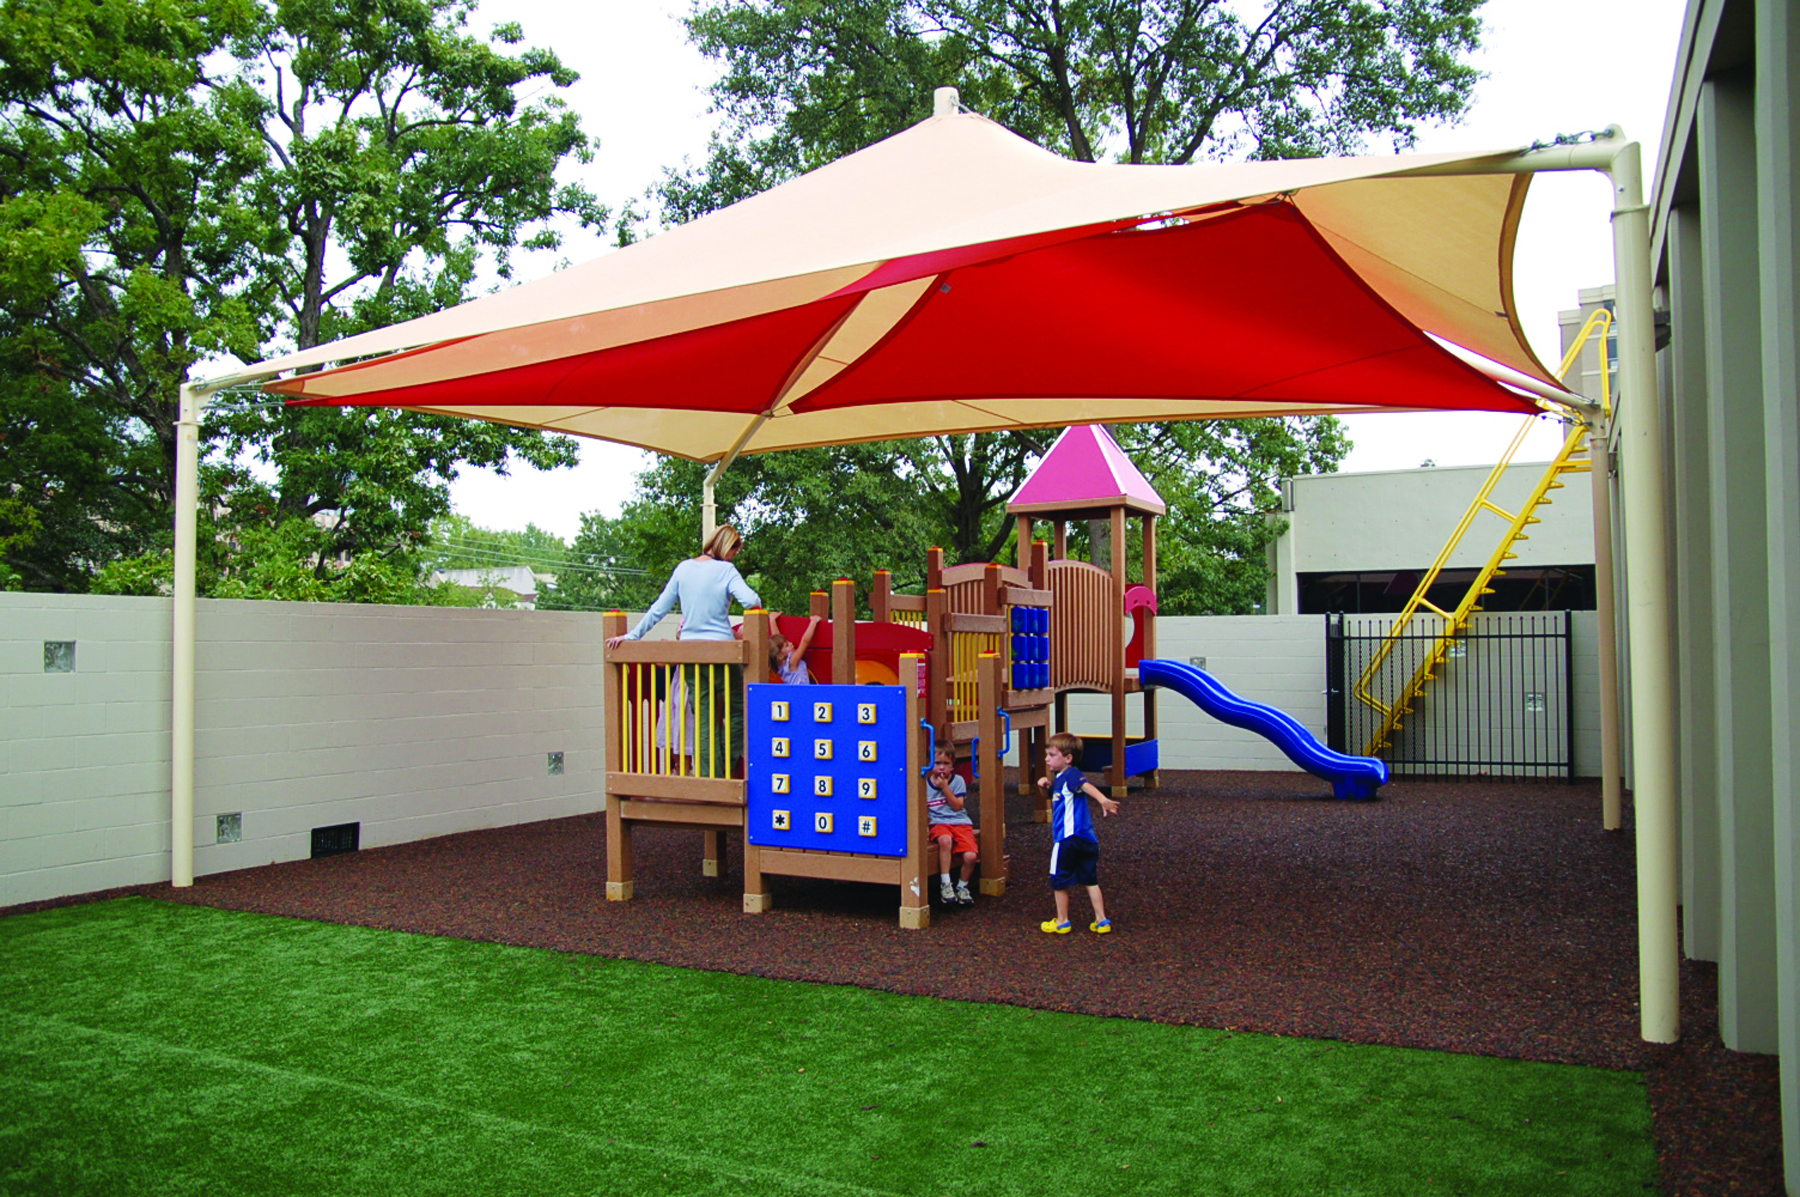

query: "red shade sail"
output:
253 108 1571 459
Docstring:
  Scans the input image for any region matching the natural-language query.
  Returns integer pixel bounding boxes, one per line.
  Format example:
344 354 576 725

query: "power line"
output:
425 543 648 579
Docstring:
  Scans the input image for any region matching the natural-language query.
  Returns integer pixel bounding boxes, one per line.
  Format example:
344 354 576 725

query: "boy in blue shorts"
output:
1035 731 1120 934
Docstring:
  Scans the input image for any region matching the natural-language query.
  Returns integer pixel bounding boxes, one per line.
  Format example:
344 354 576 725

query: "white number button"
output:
771 774 790 794
857 703 877 725
814 812 834 834
814 739 833 761
857 741 877 762
814 775 834 797
813 702 833 723
771 701 790 722
771 809 790 831
857 778 877 799
857 816 877 838
772 737 790 758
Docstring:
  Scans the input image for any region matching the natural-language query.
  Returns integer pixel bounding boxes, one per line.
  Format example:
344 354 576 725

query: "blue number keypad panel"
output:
747 683 909 856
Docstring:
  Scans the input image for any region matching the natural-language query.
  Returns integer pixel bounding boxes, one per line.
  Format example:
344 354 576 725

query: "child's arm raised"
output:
788 615 823 670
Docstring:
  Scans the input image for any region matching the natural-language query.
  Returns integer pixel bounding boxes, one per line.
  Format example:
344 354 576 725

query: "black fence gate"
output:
1326 611 1575 779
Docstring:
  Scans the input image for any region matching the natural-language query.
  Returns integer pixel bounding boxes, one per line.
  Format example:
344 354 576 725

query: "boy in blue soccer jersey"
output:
1035 731 1120 934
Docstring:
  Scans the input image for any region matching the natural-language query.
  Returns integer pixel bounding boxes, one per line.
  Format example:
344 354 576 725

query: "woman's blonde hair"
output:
702 524 742 560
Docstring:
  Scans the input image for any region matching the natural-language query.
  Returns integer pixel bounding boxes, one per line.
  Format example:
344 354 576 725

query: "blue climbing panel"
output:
746 684 911 856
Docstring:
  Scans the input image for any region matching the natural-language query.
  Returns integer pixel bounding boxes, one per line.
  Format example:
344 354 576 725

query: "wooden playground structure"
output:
601 426 1167 927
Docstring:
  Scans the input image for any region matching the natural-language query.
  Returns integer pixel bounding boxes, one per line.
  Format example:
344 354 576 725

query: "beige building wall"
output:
1266 458 1597 613
1650 0 1800 1186
1558 284 1620 403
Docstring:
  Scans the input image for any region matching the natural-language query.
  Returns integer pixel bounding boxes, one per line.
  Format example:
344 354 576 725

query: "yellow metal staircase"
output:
1353 310 1613 759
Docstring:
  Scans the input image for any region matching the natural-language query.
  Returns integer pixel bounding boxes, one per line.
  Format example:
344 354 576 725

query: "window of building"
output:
1298 565 1596 614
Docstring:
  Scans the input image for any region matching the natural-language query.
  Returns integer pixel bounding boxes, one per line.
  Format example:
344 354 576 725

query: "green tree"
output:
537 508 672 615
609 443 944 616
0 0 600 593
657 0 1484 220
89 519 483 604
0 0 269 589
1116 419 1348 613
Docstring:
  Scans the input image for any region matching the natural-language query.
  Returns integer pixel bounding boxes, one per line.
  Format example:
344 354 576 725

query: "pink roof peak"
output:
1008 425 1167 517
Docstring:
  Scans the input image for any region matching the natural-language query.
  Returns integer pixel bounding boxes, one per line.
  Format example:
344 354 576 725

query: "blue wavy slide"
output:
1138 659 1388 801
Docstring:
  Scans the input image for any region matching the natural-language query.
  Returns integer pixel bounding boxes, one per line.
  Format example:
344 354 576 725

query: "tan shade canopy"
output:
250 108 1565 461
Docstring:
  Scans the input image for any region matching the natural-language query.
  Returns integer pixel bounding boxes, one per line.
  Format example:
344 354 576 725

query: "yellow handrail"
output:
1353 308 1613 758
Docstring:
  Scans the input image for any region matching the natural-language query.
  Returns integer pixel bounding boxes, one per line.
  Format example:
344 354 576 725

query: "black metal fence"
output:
1327 611 1574 779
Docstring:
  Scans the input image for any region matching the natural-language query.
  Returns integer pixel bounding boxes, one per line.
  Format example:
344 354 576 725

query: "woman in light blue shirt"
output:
607 526 760 775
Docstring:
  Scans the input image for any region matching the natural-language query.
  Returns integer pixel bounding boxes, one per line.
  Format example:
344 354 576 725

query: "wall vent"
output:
311 822 360 858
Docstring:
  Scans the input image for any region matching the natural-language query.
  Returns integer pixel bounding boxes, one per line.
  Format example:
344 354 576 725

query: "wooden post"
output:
1109 504 1128 798
808 589 828 619
602 611 634 901
1027 725 1049 819
926 587 949 734
831 577 856 685
1030 537 1052 808
925 546 944 591
899 652 930 928
1141 513 1160 789
745 612 771 685
871 570 892 622
694 612 770 881
977 652 1007 896
742 611 773 912
1052 520 1067 562
982 562 1003 615
1015 516 1032 568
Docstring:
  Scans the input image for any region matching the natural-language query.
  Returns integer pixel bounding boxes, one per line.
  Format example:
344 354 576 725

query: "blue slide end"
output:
1138 659 1388 801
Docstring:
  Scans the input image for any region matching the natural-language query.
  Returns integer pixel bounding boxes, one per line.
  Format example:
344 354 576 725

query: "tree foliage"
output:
658 0 1485 222
0 0 601 594
536 507 673 614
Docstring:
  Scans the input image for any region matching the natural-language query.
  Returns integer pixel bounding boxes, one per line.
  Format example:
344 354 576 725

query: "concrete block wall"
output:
4 596 1607 908
2 594 607 907
2 594 175 908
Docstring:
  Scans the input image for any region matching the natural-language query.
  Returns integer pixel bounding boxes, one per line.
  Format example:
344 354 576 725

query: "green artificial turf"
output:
0 898 1656 1196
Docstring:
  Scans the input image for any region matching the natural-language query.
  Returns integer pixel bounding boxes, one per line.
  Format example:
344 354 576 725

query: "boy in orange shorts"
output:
926 747 978 905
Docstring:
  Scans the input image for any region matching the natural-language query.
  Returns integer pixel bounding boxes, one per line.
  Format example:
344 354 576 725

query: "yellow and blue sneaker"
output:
1039 919 1072 934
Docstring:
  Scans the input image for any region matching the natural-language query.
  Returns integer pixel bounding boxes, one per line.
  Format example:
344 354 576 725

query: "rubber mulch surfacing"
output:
30 770 1782 1195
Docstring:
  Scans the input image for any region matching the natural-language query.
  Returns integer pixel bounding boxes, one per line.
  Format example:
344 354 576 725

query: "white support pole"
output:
1607 139 1682 1044
171 382 203 888
702 475 716 548
1399 129 1680 1043
1588 432 1625 830
701 413 768 550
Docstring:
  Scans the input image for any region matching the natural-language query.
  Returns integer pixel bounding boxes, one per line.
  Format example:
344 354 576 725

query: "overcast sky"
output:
447 0 1689 541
